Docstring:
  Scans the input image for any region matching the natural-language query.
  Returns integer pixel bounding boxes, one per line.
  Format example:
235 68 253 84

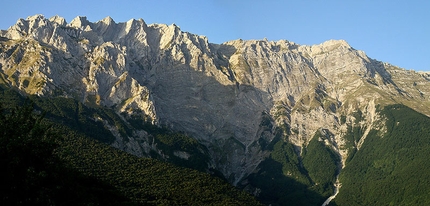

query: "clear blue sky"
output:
1 0 429 71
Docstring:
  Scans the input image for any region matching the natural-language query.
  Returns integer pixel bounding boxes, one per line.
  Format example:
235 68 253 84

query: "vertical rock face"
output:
1 15 430 184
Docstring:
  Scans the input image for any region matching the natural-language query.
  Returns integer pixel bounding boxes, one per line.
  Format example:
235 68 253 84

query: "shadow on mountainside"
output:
247 158 330 206
128 44 329 205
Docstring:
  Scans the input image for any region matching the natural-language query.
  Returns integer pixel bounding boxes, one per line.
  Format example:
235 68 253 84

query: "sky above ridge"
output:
1 0 429 71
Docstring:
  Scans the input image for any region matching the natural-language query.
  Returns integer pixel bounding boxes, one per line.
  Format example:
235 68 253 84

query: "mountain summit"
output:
2 15 430 205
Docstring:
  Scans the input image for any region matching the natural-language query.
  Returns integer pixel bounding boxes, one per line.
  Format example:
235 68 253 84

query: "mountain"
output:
1 14 430 205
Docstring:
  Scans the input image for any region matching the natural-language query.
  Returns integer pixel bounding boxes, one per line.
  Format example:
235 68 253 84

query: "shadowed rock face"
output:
1 14 430 184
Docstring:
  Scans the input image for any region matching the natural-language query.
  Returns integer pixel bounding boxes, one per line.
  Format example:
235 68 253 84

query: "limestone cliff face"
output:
1 15 430 183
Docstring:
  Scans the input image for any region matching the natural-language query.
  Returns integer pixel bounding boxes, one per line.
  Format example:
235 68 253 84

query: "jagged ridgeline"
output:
1 15 430 205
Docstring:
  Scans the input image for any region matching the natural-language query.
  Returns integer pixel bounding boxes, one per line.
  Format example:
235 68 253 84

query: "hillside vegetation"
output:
246 130 339 205
333 105 430 205
0 86 262 205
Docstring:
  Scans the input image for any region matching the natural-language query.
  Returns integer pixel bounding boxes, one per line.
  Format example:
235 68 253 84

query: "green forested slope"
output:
0 86 262 205
55 128 261 205
333 105 430 205
246 130 339 206
0 99 131 205
302 134 339 198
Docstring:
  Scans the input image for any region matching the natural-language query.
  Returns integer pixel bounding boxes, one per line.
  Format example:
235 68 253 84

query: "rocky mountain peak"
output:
69 16 90 28
99 16 115 25
321 39 350 48
49 15 67 26
25 14 46 23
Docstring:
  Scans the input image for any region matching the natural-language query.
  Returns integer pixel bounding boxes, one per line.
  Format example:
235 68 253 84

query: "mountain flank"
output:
2 15 430 205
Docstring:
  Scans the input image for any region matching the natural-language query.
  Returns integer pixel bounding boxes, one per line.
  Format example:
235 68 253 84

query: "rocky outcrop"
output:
1 15 430 184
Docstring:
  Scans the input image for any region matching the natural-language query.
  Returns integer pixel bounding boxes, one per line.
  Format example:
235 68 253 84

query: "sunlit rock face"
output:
1 15 430 184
